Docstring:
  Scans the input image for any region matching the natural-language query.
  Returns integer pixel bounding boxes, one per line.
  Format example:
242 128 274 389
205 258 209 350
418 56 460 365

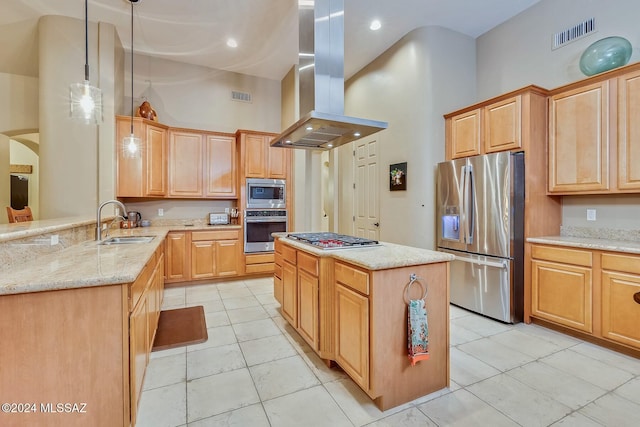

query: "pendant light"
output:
69 0 103 124
122 0 141 158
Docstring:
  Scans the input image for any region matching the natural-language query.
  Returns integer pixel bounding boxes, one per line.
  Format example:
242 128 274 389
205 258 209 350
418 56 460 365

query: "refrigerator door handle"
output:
454 255 508 269
463 165 474 244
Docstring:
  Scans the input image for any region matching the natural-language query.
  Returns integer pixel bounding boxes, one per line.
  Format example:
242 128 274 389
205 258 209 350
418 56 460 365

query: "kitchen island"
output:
273 233 454 410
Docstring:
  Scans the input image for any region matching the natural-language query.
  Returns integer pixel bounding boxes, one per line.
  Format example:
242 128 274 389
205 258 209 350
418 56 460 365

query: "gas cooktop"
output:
287 232 379 250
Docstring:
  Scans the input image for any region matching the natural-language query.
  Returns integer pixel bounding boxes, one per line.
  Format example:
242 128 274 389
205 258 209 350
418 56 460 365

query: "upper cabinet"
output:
239 131 288 179
168 129 237 199
444 86 546 160
116 116 168 197
548 62 640 195
548 80 610 193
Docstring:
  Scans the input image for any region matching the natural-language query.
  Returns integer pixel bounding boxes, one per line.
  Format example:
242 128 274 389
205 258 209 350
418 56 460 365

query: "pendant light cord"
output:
130 0 134 135
84 0 89 81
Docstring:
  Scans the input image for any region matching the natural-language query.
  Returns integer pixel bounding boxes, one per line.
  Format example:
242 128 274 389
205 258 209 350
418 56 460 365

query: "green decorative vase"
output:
579 36 632 76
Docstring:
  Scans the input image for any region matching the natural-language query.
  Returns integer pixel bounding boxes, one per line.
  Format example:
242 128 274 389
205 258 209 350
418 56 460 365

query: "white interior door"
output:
353 138 380 239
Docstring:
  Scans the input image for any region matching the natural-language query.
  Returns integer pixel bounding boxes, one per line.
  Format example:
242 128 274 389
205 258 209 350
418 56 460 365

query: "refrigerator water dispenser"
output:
442 214 460 241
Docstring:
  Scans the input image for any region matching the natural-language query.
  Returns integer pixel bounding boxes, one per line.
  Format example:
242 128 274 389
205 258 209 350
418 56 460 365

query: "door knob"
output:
373 222 380 227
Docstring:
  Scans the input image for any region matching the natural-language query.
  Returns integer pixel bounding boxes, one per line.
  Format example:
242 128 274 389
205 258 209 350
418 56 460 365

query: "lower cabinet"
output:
130 247 165 426
530 245 593 332
335 281 369 390
281 258 298 327
165 229 242 283
165 231 191 283
297 251 320 350
530 244 640 351
601 253 640 348
245 253 275 274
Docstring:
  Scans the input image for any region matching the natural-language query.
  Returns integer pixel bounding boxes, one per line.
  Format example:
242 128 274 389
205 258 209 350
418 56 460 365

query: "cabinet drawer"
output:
335 262 369 296
246 253 275 264
192 229 239 241
245 263 274 274
531 245 592 267
602 253 640 275
282 245 297 264
297 251 319 276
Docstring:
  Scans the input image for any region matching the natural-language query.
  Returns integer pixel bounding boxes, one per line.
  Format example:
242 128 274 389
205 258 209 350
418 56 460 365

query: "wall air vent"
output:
552 18 596 50
231 90 252 103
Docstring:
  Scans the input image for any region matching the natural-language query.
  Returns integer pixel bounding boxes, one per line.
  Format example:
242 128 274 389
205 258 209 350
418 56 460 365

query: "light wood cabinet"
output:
245 252 275 275
205 134 237 198
446 92 532 160
617 69 640 191
274 238 450 411
529 243 640 352
548 80 610 193
484 96 521 153
547 62 640 195
335 279 370 391
168 130 237 199
190 230 242 280
165 231 191 283
129 293 148 425
530 245 593 333
168 130 204 197
116 116 168 197
448 109 481 159
601 253 640 349
239 131 289 179
297 251 320 350
191 240 216 280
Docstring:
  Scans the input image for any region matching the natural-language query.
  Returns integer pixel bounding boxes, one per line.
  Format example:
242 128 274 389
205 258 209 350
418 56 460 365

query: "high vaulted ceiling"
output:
2 0 540 80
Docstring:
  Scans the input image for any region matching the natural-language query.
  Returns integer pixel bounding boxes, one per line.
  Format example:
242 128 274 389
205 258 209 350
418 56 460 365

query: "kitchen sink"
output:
99 236 155 245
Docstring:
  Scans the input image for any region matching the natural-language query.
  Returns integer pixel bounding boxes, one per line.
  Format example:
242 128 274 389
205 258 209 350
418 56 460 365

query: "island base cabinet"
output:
368 263 450 410
0 285 130 427
335 283 370 391
298 269 319 350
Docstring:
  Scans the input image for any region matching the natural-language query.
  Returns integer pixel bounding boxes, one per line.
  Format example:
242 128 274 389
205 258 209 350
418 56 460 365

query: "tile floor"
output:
136 277 640 427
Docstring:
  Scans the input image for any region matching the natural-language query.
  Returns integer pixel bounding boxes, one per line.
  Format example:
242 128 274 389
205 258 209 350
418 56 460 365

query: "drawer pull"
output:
634 292 640 305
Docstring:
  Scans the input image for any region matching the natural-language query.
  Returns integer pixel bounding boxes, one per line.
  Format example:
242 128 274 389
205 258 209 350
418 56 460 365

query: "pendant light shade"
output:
123 0 141 158
69 0 103 124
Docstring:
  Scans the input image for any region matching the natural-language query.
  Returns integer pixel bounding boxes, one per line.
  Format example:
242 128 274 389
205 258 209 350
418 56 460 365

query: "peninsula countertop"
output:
274 234 454 270
0 223 241 296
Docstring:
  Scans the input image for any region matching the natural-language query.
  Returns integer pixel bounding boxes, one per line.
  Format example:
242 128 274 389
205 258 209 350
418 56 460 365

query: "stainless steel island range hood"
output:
270 0 387 150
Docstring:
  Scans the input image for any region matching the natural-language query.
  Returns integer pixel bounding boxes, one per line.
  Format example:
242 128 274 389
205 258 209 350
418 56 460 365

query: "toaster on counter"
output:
208 212 230 225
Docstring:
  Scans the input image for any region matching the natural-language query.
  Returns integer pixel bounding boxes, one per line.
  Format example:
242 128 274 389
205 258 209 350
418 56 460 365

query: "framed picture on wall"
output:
389 162 407 191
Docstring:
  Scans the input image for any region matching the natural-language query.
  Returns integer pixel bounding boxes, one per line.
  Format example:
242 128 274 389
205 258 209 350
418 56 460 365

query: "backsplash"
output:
561 226 640 242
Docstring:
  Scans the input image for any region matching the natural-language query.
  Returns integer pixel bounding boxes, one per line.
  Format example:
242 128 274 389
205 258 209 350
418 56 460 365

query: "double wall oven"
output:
244 178 287 253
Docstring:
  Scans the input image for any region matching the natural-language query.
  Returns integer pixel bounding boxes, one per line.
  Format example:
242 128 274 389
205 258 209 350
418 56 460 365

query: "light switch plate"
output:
586 208 596 221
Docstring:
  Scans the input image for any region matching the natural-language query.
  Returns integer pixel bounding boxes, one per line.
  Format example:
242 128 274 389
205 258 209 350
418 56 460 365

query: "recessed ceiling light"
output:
226 38 238 48
327 143 333 148
285 140 292 144
369 19 381 31
353 132 361 137
306 126 313 131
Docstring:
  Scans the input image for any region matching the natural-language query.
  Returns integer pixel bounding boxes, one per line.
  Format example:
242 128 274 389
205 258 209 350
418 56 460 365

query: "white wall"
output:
477 0 640 230
343 26 476 249
0 72 39 224
124 54 281 133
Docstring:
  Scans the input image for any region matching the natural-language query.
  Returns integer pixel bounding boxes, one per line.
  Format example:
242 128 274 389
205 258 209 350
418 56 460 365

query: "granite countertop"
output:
527 236 640 255
275 235 454 270
0 216 98 243
0 228 170 296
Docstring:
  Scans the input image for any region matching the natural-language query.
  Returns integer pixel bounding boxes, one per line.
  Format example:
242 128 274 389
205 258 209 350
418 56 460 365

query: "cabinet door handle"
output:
634 292 640 305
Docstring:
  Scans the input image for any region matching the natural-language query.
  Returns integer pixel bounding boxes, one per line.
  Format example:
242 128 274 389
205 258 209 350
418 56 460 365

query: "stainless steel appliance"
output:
288 232 379 250
246 178 286 209
244 209 288 253
436 151 525 323
208 212 229 225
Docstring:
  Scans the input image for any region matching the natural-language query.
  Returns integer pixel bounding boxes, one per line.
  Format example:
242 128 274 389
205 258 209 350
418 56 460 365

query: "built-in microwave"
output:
246 178 286 209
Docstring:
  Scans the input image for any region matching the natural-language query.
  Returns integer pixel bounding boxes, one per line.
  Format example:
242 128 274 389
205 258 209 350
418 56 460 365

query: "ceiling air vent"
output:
552 18 596 50
231 90 252 103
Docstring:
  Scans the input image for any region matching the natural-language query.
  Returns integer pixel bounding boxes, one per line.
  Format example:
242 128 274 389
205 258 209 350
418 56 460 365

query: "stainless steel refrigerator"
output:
436 151 525 323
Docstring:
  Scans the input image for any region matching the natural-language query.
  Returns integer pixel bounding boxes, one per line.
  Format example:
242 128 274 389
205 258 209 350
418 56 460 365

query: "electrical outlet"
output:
586 208 596 221
158 208 164 217
50 234 59 245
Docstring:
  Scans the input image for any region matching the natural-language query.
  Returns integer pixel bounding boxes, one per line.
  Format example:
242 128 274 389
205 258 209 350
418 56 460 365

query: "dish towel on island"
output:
408 298 430 366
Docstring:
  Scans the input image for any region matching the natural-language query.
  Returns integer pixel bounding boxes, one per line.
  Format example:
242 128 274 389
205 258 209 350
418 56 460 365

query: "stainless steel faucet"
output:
96 200 127 241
